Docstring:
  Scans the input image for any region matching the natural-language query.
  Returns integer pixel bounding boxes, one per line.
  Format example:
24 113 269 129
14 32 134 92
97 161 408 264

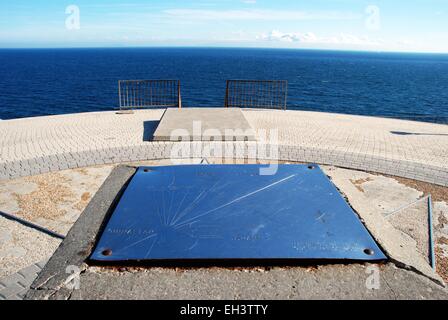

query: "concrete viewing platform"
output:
0 108 447 186
0 108 447 299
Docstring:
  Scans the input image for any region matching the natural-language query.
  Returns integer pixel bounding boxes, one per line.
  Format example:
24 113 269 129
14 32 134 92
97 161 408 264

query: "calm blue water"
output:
0 48 448 123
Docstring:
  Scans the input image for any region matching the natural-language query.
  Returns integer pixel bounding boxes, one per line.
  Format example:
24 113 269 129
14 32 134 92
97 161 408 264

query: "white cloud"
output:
242 0 257 4
258 30 381 47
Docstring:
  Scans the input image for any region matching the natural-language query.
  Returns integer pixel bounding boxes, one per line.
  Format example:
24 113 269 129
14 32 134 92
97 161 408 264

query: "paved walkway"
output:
0 260 47 300
0 109 447 186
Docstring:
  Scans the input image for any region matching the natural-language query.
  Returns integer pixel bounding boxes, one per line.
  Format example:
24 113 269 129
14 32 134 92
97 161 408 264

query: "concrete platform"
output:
0 108 446 299
23 164 448 300
152 108 256 141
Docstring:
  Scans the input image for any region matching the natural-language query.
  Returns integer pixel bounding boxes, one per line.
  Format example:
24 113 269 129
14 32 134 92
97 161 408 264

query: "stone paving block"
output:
0 260 48 300
17 265 41 282
36 261 47 269
0 284 25 300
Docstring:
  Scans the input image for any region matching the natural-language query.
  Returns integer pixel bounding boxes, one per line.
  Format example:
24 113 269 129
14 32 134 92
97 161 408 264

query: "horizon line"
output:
0 45 448 55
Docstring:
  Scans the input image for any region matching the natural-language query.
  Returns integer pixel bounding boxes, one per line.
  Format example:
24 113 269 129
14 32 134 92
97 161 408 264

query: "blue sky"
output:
0 0 447 52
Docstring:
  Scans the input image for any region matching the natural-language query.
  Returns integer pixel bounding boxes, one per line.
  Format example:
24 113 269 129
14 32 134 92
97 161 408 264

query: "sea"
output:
0 47 447 123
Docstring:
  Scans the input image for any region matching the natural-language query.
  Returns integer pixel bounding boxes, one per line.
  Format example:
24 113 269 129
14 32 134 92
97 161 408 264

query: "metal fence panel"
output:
225 80 288 110
119 80 181 109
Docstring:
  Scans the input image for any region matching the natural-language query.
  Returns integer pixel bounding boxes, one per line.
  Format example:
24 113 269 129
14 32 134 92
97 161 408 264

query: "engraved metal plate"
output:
90 165 386 262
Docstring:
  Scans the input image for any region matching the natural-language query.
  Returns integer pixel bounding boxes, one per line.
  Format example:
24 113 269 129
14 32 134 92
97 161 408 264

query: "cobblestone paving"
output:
0 109 447 185
0 260 47 300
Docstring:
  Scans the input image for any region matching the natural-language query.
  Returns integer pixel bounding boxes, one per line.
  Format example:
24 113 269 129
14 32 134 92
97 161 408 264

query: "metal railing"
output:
118 80 182 109
225 80 288 110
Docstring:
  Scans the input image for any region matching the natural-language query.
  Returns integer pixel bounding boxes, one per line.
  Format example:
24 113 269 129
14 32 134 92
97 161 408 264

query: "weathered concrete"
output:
387 199 431 265
0 166 114 236
324 167 444 285
327 167 448 284
55 263 448 300
434 201 448 281
0 215 59 278
153 108 256 141
25 164 448 300
327 168 434 265
25 166 136 299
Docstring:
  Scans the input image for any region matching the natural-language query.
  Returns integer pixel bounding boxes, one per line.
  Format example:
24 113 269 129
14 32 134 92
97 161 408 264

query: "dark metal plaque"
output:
91 165 386 262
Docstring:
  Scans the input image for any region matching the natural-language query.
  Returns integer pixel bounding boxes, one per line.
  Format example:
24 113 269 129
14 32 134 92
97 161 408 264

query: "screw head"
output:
102 249 113 256
364 248 374 256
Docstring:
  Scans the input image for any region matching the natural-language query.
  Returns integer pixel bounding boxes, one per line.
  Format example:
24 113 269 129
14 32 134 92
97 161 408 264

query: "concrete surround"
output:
0 109 447 186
